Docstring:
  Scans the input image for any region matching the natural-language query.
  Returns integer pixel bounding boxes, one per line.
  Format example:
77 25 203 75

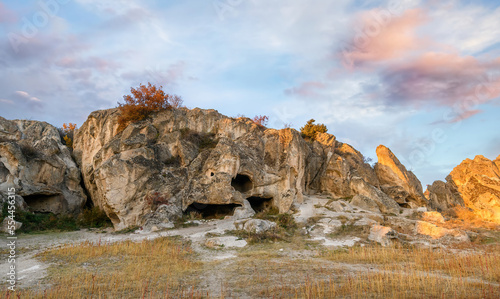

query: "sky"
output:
0 0 499 187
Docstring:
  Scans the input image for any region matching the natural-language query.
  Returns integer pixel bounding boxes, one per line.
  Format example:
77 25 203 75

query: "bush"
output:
300 119 327 140
60 123 77 148
252 115 269 127
117 83 183 130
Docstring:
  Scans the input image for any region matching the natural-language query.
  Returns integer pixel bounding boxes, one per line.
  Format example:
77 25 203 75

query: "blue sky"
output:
0 0 499 186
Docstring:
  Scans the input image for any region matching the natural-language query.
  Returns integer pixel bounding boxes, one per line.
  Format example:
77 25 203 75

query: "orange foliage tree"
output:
117 83 183 130
252 115 269 127
62 123 77 148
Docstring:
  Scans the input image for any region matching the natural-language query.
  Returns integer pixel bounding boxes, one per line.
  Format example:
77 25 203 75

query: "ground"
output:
1 195 500 298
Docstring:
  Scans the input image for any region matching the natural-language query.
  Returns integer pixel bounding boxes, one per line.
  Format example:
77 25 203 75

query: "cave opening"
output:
184 202 242 219
231 174 253 193
22 193 66 214
246 196 274 213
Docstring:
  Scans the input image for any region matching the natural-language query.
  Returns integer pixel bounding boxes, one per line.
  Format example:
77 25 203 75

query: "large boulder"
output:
374 145 427 207
350 177 400 215
74 108 315 230
427 179 464 212
0 117 87 214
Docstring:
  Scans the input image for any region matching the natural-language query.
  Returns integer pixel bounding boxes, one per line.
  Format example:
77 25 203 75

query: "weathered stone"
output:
350 177 400 215
368 224 397 246
375 145 427 207
428 155 500 223
350 195 381 213
0 217 22 233
421 211 445 224
415 221 469 241
326 200 353 213
0 116 86 214
241 219 277 233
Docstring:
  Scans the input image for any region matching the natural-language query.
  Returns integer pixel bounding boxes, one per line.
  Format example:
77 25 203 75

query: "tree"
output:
252 115 269 127
117 83 183 130
300 119 327 140
61 123 77 148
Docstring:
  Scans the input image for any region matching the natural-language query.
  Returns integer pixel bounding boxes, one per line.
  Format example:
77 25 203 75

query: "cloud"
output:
341 8 427 67
15 91 42 102
0 2 17 24
284 81 326 98
379 52 500 109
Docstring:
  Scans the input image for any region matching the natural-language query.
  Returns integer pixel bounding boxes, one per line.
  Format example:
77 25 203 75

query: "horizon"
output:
1 0 499 186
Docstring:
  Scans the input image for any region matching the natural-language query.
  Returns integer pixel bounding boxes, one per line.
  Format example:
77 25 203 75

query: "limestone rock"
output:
368 224 397 246
350 177 400 215
74 108 313 230
326 200 353 213
427 179 464 212
0 217 22 233
241 219 277 233
375 145 427 207
428 155 500 223
350 195 381 213
415 221 469 241
421 211 445 224
232 199 256 220
0 116 86 214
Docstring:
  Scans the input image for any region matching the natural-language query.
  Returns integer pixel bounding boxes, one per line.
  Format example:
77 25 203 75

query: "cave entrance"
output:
246 197 274 213
231 174 253 193
22 193 66 214
184 203 242 219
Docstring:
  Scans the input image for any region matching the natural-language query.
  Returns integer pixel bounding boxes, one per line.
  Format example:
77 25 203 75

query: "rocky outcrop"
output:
429 155 500 223
0 117 87 214
74 108 315 230
74 108 408 230
375 145 427 207
427 179 464 212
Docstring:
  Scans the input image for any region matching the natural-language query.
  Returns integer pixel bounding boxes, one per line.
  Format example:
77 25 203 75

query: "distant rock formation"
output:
428 155 500 223
0 116 87 214
374 145 427 208
74 108 411 229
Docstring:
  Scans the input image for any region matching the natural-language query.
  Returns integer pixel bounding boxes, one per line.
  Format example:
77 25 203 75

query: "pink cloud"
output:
341 8 427 68
381 52 500 108
284 81 326 98
0 3 16 24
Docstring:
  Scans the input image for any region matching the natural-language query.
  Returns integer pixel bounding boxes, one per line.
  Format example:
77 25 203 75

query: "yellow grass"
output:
9 237 204 298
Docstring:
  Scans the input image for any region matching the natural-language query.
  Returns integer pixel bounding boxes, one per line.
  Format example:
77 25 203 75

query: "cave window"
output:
231 174 253 193
246 197 274 213
184 203 242 219
210 172 214 177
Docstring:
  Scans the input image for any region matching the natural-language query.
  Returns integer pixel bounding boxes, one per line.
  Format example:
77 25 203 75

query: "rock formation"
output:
375 145 427 207
428 155 500 223
0 117 87 214
74 107 405 230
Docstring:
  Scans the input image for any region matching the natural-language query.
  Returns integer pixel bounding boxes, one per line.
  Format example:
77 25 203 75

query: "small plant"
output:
252 115 269 127
300 119 327 140
19 143 39 159
117 83 183 131
60 123 77 148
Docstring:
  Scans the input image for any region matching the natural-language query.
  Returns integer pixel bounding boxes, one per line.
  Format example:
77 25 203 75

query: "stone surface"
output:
375 145 427 207
350 177 400 214
0 116 87 214
241 219 277 233
0 217 22 233
368 224 397 246
428 155 500 223
350 194 381 213
415 221 469 241
421 211 445 224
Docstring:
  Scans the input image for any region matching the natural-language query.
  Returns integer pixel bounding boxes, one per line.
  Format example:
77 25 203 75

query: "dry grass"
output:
9 237 204 298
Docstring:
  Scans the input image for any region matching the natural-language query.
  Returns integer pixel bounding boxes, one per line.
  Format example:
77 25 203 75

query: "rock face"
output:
429 155 500 223
74 108 407 229
375 145 427 207
0 117 87 214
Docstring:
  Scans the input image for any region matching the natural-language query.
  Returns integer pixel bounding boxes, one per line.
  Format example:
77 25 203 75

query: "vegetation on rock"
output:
300 118 327 140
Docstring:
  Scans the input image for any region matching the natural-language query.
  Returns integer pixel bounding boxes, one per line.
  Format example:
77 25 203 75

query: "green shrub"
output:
300 119 327 140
